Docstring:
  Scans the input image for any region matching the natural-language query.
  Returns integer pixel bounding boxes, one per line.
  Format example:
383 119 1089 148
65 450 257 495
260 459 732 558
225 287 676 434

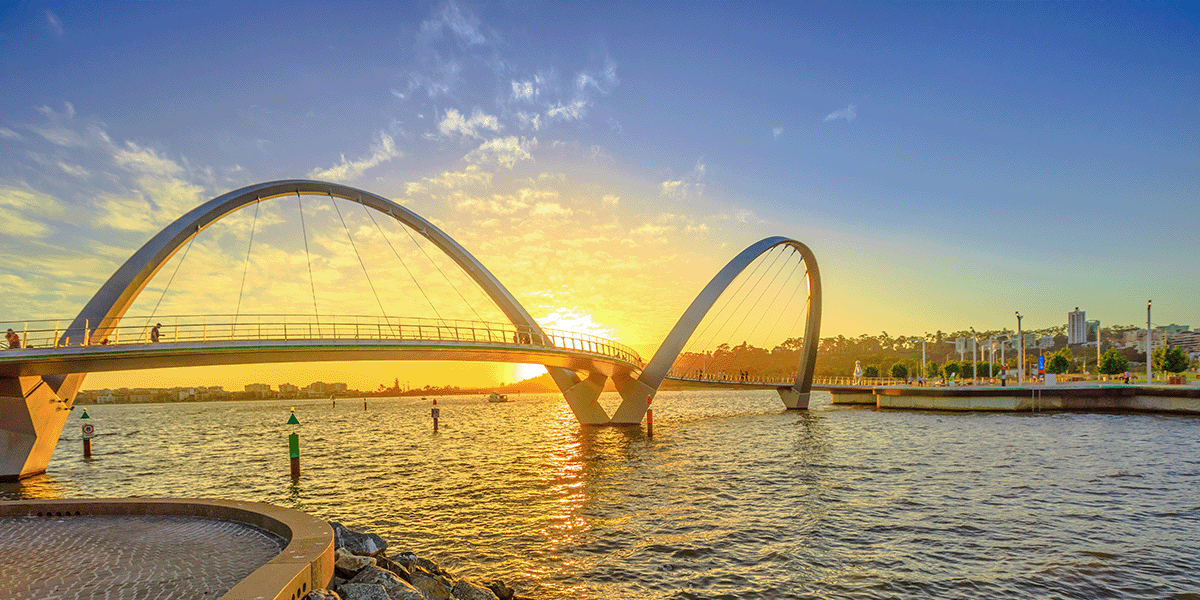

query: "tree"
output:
890 363 908 379
925 360 941 379
863 365 880 378
1098 348 1128 376
944 361 961 379
1046 350 1072 375
1153 345 1190 374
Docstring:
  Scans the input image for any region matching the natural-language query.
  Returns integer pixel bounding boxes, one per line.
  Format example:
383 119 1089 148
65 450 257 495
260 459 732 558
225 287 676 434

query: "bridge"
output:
1 179 821 480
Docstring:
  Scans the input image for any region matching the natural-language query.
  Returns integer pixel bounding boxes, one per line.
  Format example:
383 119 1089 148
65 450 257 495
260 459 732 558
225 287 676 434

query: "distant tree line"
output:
669 326 1193 380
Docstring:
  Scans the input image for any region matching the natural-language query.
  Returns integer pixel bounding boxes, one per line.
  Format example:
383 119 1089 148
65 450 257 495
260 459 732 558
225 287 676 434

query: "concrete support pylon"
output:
0 376 73 481
777 387 811 410
550 368 610 425
609 372 658 424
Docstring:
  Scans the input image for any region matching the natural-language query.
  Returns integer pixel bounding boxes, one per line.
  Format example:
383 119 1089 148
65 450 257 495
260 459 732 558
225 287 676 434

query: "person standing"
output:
5 329 19 349
150 323 161 343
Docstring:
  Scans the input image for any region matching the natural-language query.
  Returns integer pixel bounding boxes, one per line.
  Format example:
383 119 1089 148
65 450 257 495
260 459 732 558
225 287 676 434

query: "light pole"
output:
970 327 978 384
909 336 927 383
988 339 995 379
1016 312 1023 385
1147 300 1152 383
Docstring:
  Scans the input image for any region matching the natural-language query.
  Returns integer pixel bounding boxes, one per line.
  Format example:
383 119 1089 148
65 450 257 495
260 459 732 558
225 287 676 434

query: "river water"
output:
4 390 1199 599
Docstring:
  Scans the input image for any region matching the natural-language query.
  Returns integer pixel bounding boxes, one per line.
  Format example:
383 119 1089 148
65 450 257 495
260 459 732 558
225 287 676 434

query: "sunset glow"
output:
1 2 1195 391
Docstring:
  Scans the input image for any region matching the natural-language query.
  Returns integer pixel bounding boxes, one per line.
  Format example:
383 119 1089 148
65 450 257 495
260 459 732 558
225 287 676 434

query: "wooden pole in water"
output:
432 399 440 433
646 395 653 438
287 408 301 480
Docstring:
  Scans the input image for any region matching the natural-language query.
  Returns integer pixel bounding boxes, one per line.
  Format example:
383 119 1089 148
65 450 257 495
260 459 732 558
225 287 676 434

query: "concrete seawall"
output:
831 385 1200 414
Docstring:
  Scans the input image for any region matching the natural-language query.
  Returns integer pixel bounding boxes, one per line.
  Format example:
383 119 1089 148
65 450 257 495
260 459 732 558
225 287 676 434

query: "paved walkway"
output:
0 514 285 600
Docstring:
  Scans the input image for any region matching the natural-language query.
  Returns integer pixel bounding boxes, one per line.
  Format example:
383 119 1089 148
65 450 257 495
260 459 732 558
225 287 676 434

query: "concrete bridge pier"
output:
0 376 73 480
777 387 811 410
550 369 611 425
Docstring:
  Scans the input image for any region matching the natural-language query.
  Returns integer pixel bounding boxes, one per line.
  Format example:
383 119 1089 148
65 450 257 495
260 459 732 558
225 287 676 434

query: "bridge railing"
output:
664 370 797 385
0 314 643 367
660 373 909 387
813 376 904 386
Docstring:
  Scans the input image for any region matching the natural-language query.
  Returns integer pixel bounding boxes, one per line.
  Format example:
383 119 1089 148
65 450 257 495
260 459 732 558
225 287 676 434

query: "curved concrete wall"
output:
0 497 334 600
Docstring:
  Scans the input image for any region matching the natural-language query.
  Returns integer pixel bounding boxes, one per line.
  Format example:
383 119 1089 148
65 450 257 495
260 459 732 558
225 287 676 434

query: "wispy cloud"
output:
46 10 63 38
0 127 22 141
464 136 537 169
438 108 501 139
773 127 784 139
824 104 857 122
308 131 401 182
423 1 487 46
660 158 706 200
0 186 65 238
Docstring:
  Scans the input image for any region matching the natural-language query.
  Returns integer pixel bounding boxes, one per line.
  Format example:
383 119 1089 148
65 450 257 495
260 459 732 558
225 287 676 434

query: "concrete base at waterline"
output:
873 385 1200 413
777 387 810 409
821 385 876 405
0 375 72 481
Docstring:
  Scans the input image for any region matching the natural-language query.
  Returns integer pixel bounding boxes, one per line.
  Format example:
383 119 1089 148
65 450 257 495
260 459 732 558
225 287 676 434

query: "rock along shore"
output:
303 521 535 600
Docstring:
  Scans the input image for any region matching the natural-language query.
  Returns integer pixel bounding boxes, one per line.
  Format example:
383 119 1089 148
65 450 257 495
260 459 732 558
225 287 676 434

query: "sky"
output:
1 2 1197 391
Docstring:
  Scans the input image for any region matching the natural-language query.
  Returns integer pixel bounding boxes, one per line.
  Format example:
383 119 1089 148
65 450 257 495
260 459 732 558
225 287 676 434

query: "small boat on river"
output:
487 392 510 403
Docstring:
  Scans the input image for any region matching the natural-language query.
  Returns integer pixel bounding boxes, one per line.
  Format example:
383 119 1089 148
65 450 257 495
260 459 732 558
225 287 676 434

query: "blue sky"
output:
0 2 1197 386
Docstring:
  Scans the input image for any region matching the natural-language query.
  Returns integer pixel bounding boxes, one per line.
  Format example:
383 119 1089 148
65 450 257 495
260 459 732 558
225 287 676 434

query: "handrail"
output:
0 314 643 367
660 373 912 387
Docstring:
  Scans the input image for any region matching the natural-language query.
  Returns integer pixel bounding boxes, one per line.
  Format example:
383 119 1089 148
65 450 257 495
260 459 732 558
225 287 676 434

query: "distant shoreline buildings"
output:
77 380 350 404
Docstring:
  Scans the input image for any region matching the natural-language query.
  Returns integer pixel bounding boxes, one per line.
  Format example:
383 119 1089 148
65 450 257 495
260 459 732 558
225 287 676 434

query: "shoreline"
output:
831 383 1200 413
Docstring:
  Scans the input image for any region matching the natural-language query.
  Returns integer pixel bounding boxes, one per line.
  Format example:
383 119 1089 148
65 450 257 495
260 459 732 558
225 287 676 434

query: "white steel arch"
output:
607 236 822 423
45 180 583 401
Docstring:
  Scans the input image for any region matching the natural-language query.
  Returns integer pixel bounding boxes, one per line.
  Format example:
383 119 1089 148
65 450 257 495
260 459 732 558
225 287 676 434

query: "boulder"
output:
336 548 378 578
349 566 426 600
483 580 514 600
451 579 500 600
376 556 412 583
337 584 390 600
331 522 389 556
303 590 341 600
393 552 450 578
410 571 453 600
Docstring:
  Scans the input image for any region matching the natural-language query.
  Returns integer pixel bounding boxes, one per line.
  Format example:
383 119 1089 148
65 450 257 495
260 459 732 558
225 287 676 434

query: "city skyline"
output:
1 2 1197 390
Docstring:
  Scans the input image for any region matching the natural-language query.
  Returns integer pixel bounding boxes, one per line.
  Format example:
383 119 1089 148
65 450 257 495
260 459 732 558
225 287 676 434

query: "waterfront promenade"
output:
830 382 1200 413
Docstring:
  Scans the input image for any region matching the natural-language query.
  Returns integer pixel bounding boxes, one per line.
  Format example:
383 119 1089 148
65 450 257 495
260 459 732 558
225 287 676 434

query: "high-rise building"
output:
1067 307 1086 345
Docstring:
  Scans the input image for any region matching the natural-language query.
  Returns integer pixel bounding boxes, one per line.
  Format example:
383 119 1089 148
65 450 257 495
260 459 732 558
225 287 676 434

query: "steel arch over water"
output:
0 180 822 480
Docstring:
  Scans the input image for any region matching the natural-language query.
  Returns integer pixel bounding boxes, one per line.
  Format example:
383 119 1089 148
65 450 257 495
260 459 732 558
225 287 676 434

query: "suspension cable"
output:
144 232 197 337
763 256 807 349
361 203 448 325
682 245 787 372
744 248 803 347
332 194 389 320
296 191 321 331
398 222 488 325
233 198 260 329
679 244 778 364
720 246 795 349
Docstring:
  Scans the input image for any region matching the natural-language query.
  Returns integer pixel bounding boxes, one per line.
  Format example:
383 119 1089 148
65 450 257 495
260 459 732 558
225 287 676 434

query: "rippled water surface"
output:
5 391 1200 599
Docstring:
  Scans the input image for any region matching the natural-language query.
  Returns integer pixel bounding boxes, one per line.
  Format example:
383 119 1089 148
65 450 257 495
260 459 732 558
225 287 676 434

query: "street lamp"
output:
909 336 927 383
1147 300 1152 383
988 338 998 379
1016 312 1023 385
970 327 978 385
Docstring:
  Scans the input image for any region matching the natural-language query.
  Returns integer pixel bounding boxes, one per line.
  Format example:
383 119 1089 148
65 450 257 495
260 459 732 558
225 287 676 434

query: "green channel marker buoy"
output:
287 408 300 480
80 408 93 457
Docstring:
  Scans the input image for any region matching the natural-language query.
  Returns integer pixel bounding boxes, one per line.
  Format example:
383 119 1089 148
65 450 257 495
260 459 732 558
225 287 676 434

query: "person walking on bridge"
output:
150 323 161 343
5 329 20 349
